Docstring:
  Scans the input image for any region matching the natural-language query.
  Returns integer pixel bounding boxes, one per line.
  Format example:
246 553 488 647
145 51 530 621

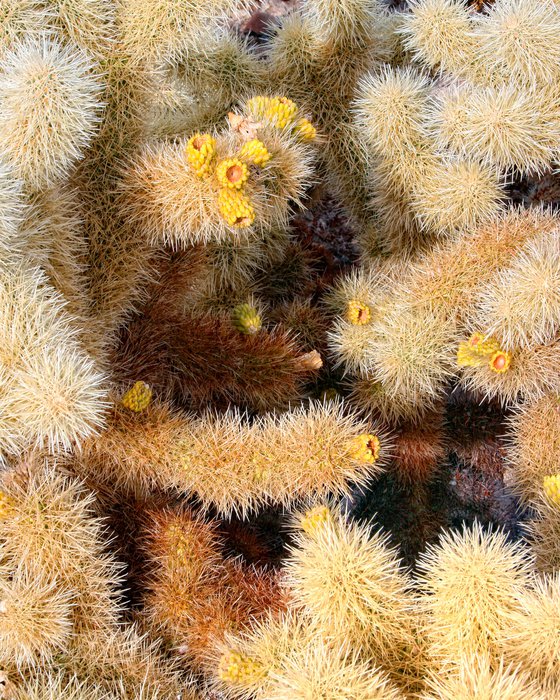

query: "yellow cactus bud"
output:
217 189 255 228
247 96 298 129
216 158 249 190
294 117 316 141
218 651 263 685
543 474 560 507
349 433 381 464
232 303 262 335
489 349 511 374
457 341 485 368
186 133 216 178
346 299 371 325
239 139 271 166
121 381 152 412
300 506 333 535
467 332 500 357
0 491 15 519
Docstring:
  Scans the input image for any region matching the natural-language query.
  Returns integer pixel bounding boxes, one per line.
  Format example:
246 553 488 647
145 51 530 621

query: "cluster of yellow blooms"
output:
246 96 317 141
121 381 153 412
543 474 560 507
185 98 315 228
346 299 371 325
457 332 511 374
348 433 381 465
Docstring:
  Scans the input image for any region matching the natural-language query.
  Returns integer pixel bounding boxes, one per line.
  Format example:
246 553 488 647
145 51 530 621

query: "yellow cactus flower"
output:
489 349 511 374
0 491 15 519
218 651 263 685
349 433 381 464
218 189 255 228
346 299 371 325
247 96 298 129
186 133 216 178
294 117 316 141
232 303 261 335
216 158 249 190
543 474 560 507
239 139 271 166
300 506 333 535
121 381 152 412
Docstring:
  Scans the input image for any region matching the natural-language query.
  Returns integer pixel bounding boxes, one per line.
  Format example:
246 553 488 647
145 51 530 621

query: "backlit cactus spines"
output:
217 188 255 228
543 474 560 507
232 302 262 335
121 381 152 412
0 491 15 520
186 132 216 177
216 157 249 189
239 139 271 166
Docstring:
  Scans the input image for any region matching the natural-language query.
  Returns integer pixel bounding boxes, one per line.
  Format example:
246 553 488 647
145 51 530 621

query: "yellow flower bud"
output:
239 139 271 166
186 133 216 178
217 189 255 228
294 117 316 141
121 381 152 412
346 299 371 325
349 433 381 464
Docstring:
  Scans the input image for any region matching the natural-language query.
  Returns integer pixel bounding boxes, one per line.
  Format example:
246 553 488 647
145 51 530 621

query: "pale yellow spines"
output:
0 35 104 188
0 564 74 669
417 522 534 663
474 0 560 85
399 0 480 77
284 503 415 665
121 381 152 412
506 394 560 505
420 654 546 700
433 82 559 175
473 230 560 351
497 572 560 695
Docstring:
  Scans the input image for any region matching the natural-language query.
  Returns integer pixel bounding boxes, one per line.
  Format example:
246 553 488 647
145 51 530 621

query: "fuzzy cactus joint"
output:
1 0 560 697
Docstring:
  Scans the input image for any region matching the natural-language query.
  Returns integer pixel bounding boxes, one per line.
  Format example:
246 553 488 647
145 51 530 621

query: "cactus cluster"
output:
1 0 560 696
